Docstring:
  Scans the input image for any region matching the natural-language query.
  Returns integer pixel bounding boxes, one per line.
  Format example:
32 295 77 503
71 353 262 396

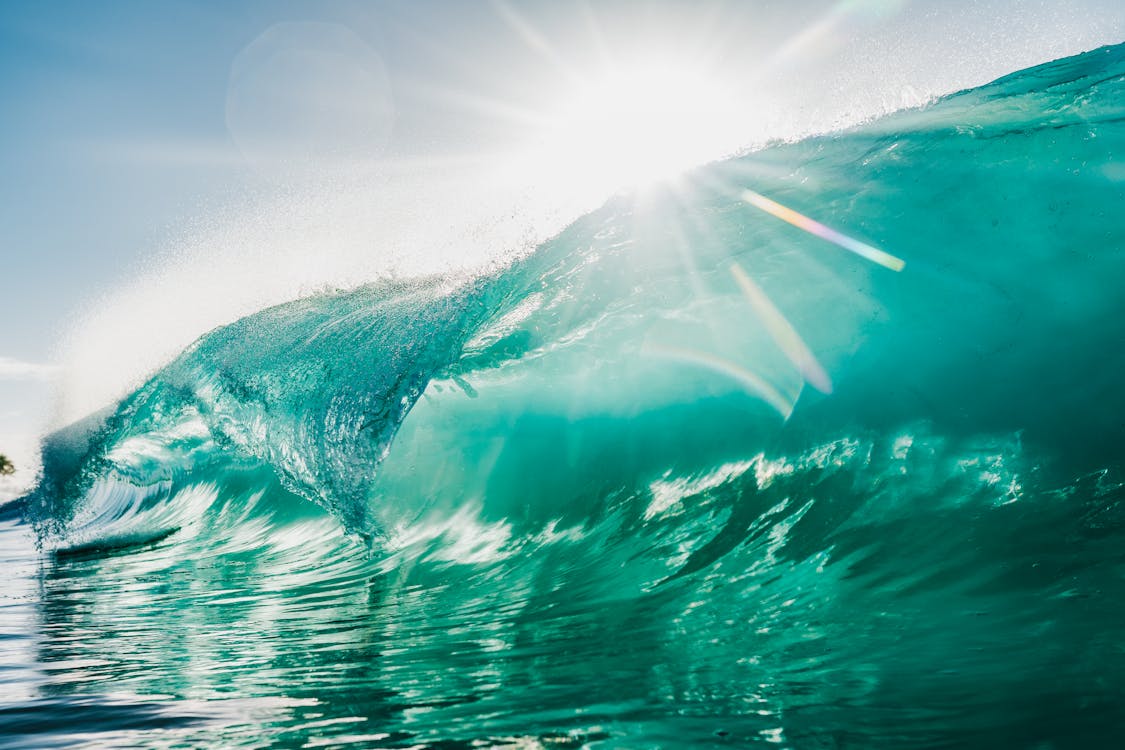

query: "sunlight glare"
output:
526 60 746 198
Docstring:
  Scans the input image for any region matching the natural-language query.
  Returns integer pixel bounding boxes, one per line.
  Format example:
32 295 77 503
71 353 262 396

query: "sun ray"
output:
405 81 555 129
576 0 612 70
490 0 583 86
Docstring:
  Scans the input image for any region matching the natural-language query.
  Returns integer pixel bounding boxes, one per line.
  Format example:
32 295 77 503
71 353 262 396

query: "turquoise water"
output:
3 44 1125 748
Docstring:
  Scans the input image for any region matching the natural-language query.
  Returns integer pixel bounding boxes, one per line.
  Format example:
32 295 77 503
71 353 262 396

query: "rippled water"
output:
3 44 1125 748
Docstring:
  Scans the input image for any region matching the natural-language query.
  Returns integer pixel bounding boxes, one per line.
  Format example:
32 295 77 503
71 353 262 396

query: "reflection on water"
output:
5 430 1125 748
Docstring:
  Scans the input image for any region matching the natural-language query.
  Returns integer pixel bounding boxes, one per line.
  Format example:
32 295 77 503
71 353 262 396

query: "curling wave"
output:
11 43 1125 749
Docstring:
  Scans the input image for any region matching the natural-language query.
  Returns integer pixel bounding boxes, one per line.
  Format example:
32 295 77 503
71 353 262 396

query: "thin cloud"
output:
0 357 61 380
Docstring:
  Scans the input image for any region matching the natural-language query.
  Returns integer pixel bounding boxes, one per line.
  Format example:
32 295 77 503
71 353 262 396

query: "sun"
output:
515 58 748 200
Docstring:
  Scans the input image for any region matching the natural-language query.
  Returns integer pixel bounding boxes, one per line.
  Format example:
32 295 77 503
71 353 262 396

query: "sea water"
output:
2 44 1125 749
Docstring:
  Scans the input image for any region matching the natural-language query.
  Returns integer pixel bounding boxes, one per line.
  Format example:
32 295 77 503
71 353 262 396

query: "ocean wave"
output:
11 42 1125 748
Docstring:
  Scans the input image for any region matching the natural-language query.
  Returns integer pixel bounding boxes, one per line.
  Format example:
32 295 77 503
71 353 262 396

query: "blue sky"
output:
1 0 1123 483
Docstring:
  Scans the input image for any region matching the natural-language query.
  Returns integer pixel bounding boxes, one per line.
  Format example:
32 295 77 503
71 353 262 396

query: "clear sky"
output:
1 0 1123 488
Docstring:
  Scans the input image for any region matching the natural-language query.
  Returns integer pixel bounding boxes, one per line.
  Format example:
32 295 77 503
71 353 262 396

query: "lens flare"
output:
730 263 832 394
742 189 905 271
641 341 798 420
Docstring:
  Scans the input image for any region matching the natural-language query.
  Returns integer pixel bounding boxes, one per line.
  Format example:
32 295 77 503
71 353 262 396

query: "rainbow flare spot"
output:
742 189 906 272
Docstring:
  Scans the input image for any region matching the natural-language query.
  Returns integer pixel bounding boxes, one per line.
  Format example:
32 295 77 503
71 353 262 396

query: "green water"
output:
3 43 1125 748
